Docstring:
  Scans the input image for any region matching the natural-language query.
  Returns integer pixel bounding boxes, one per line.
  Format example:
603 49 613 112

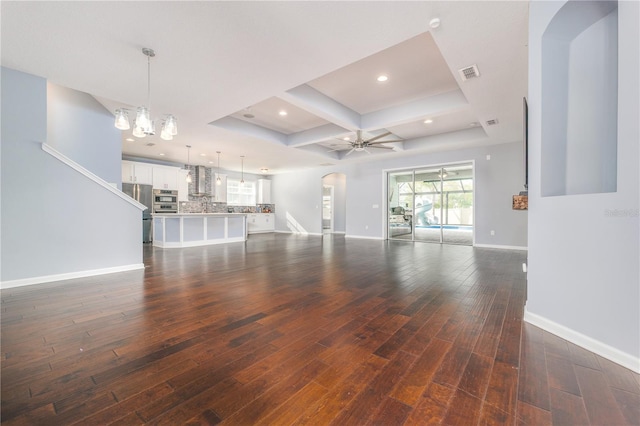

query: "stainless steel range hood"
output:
190 165 207 196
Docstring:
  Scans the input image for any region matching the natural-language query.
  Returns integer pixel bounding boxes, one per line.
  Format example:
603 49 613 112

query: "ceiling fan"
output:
329 130 403 156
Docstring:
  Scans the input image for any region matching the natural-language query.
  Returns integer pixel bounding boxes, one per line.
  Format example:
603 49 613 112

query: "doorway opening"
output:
387 162 474 245
321 173 346 235
323 185 334 234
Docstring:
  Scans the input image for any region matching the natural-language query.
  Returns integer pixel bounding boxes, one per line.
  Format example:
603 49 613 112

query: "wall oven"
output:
153 189 178 213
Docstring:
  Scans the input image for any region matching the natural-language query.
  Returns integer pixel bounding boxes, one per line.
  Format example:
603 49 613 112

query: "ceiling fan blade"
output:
345 148 355 156
368 139 403 145
366 131 392 143
368 145 394 150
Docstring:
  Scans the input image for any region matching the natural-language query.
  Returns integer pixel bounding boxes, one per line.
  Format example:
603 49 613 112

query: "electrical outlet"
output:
365 225 369 230
372 204 379 209
490 230 495 236
486 154 491 160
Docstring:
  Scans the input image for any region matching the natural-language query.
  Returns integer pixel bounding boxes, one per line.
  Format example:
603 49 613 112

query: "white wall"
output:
1 67 143 285
273 141 527 248
47 82 122 186
527 1 639 370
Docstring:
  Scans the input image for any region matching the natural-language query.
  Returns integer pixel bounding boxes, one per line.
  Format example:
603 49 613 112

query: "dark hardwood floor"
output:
2 234 638 425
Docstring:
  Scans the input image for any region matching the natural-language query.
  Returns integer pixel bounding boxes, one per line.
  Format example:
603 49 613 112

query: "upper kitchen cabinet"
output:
152 166 179 190
211 173 227 203
122 161 153 185
257 179 271 204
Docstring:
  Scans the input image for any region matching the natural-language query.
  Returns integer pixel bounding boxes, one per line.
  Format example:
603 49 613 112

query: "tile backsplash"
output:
179 201 275 214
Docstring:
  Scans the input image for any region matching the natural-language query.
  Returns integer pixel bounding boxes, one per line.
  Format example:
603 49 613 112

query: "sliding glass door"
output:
388 163 473 245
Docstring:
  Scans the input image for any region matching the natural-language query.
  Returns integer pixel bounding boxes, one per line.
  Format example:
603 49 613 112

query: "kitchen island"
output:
152 213 246 248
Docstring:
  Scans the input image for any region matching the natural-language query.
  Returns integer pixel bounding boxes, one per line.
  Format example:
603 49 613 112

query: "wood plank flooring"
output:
2 234 638 425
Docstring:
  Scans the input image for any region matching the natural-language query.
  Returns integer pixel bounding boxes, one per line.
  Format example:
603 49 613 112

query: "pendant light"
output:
216 151 222 186
240 155 245 184
114 47 178 139
185 145 192 183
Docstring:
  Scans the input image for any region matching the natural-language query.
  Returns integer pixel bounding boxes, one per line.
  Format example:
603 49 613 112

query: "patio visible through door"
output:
387 162 474 245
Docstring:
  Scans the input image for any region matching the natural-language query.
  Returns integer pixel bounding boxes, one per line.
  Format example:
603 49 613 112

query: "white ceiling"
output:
1 1 528 175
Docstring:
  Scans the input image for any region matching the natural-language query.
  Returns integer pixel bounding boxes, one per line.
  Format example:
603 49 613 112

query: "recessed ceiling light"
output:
159 153 165 156
429 18 441 29
209 161 214 164
279 110 288 116
125 138 135 142
470 122 480 127
200 153 206 157
424 119 433 124
377 75 388 82
343 137 350 141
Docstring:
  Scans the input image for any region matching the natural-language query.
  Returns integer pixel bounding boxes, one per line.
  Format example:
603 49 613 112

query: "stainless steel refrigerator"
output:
122 183 153 243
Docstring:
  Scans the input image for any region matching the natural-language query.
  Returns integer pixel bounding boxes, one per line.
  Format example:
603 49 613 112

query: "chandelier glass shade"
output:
115 48 177 140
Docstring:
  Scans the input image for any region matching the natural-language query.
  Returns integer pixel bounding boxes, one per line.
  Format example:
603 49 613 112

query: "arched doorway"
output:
321 173 346 235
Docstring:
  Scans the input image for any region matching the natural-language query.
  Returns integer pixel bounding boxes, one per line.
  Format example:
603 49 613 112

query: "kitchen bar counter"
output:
152 213 246 248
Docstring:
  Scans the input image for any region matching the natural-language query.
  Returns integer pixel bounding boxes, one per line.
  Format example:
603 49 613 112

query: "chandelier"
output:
114 48 178 141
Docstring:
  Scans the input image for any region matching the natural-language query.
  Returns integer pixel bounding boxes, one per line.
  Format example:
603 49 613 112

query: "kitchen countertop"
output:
153 213 247 216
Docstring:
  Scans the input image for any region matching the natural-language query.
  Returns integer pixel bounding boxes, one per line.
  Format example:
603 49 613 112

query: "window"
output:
227 179 256 206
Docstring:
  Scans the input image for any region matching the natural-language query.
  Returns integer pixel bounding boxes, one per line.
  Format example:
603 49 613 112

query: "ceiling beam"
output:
287 123 350 148
279 84 361 131
361 89 469 130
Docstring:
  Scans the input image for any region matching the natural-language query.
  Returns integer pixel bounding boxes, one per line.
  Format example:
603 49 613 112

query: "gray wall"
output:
273 141 527 248
1 67 142 284
47 82 122 186
528 1 639 360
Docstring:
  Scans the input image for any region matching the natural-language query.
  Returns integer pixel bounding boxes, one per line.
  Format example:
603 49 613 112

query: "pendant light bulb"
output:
240 155 245 184
216 151 222 185
185 145 192 182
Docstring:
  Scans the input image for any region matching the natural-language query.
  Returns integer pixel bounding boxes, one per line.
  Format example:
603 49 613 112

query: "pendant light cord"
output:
147 54 151 109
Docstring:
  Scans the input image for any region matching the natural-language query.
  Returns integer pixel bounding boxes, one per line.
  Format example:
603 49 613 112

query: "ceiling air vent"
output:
145 143 156 146
319 163 335 167
485 118 499 126
458 64 480 81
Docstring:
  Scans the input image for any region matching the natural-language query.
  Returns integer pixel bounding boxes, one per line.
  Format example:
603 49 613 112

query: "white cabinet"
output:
211 173 227 203
247 213 275 234
257 179 271 204
178 169 190 202
122 161 153 185
152 166 179 190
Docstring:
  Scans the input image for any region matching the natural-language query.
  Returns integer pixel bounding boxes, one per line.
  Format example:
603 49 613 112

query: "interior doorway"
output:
322 185 334 234
321 173 346 235
387 162 474 245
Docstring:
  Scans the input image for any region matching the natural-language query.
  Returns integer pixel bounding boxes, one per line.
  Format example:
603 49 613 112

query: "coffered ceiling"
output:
1 1 528 175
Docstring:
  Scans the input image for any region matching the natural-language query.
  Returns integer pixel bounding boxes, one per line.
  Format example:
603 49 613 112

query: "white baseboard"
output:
1 263 145 290
345 235 384 240
524 308 640 373
154 237 246 248
474 243 528 251
274 230 322 236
